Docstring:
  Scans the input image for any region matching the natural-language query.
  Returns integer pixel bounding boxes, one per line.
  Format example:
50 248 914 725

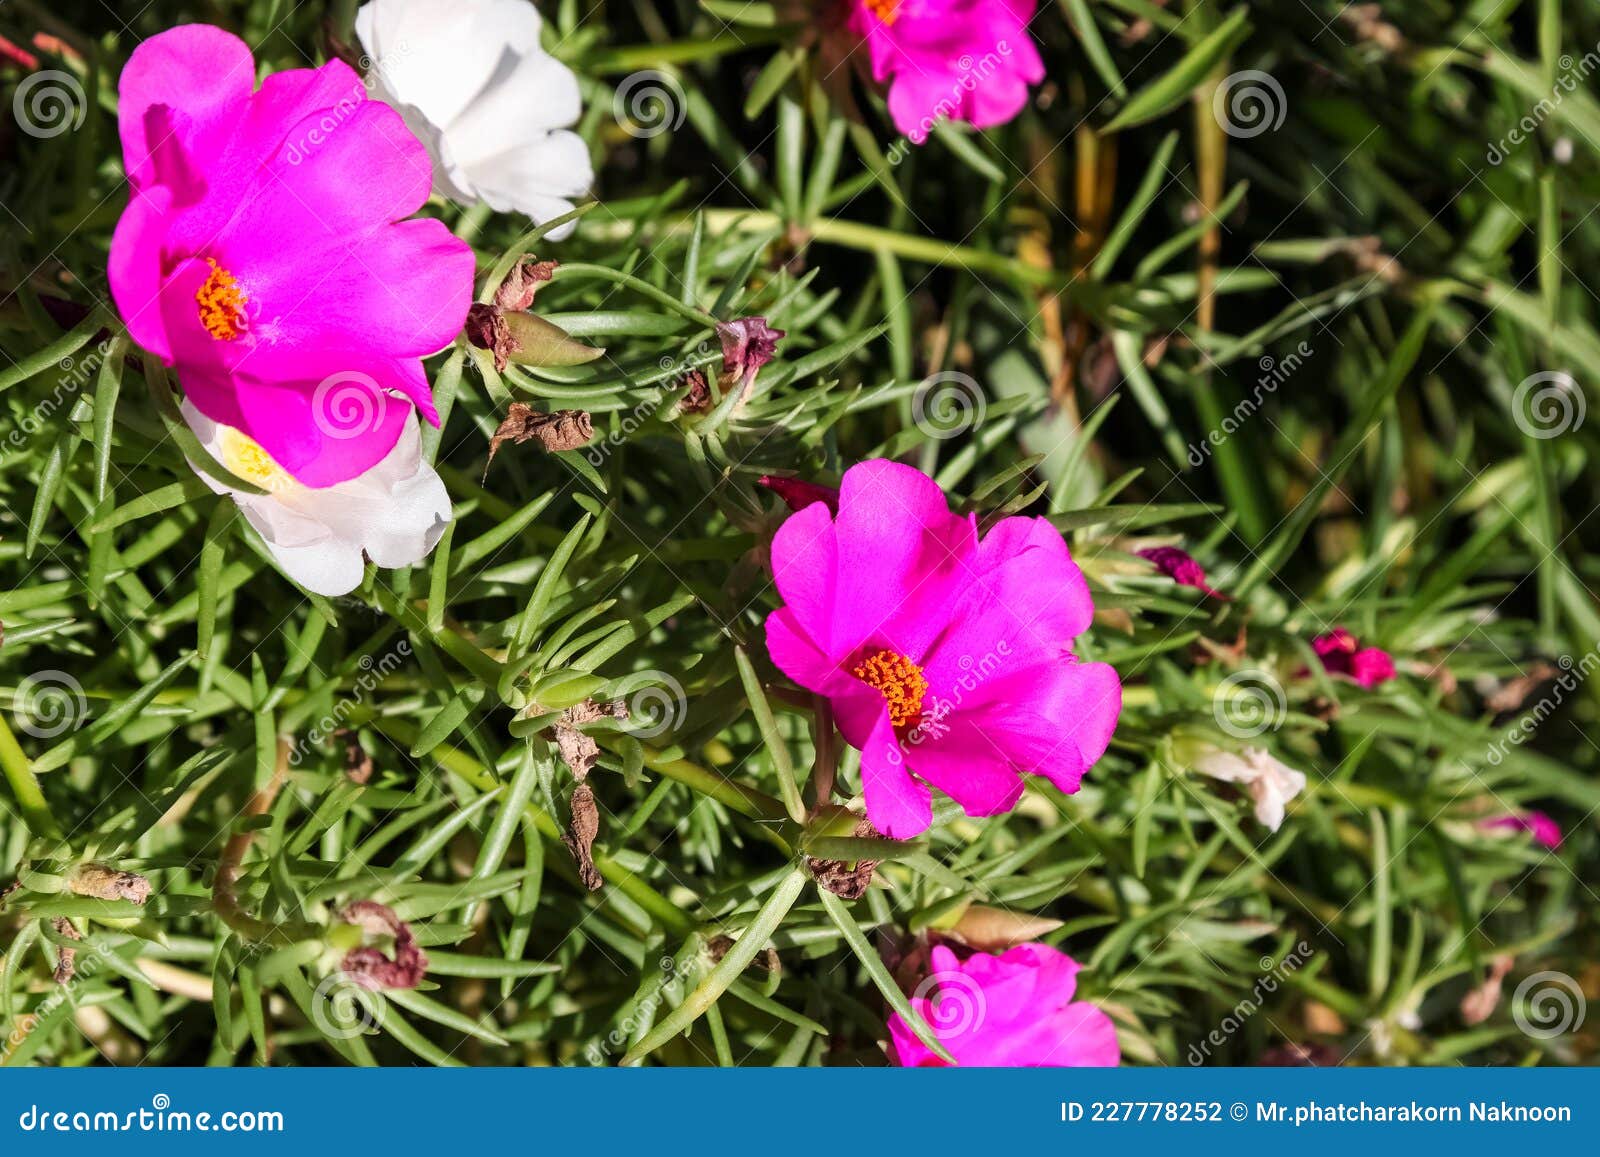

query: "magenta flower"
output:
109 25 474 487
1312 628 1396 688
847 0 1046 144
764 460 1120 838
888 943 1119 1067
1479 812 1563 850
1138 545 1226 599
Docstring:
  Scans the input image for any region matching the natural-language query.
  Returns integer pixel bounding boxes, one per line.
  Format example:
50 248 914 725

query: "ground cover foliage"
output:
0 0 1597 1066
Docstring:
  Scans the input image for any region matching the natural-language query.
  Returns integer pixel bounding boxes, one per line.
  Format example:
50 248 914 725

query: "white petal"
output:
356 0 590 225
357 0 542 130
179 401 452 594
265 538 369 597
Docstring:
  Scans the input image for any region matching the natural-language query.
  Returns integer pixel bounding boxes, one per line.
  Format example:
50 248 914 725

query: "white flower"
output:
355 0 593 237
1192 745 1308 832
181 401 451 597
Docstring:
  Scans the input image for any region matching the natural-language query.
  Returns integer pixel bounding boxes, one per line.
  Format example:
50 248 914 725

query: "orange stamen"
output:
863 0 899 25
196 259 249 341
852 649 928 728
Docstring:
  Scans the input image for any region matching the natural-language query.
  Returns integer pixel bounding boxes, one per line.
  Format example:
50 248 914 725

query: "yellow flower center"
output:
217 425 291 491
196 259 249 341
852 648 927 728
863 0 900 24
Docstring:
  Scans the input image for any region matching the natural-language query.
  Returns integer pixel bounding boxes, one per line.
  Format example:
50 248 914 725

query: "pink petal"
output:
860 710 932 839
118 24 253 188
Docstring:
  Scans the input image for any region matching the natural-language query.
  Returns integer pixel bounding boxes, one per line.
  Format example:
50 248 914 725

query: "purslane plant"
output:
0 0 1593 1070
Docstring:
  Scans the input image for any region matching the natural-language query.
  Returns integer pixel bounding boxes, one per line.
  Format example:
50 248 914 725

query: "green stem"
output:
0 714 62 840
586 31 788 74
368 716 695 935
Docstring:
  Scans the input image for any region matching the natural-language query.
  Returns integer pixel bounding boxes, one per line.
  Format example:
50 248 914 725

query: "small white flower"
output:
1192 745 1308 832
355 0 593 237
182 401 451 597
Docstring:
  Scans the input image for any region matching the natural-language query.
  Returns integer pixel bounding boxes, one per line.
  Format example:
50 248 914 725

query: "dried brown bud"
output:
466 304 602 372
806 817 880 900
51 916 80 985
678 369 712 414
338 728 373 785
465 303 513 370
545 699 627 782
486 403 594 475
70 864 152 905
562 783 604 892
716 316 784 401
494 256 558 312
337 900 428 990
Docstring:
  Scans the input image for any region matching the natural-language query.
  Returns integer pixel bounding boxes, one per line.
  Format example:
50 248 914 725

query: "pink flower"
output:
847 0 1045 144
109 25 474 487
888 943 1119 1067
1479 812 1563 850
1312 628 1396 689
1138 545 1226 598
764 460 1120 838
